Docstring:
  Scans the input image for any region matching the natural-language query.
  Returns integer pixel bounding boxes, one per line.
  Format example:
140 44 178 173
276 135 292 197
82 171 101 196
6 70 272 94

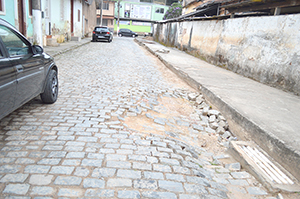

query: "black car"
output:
118 29 138 38
92 26 113 42
0 18 58 120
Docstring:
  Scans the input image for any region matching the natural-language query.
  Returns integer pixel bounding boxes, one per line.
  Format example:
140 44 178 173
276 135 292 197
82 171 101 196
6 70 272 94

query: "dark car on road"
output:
118 29 138 38
0 19 58 120
92 26 113 42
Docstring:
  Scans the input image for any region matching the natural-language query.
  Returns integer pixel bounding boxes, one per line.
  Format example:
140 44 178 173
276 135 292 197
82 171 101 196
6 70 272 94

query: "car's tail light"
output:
107 32 110 34
93 31 95 34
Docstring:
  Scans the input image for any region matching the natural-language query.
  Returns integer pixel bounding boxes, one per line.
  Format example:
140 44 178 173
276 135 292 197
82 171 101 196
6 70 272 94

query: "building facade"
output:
0 0 97 46
96 0 115 31
114 0 170 34
0 0 34 41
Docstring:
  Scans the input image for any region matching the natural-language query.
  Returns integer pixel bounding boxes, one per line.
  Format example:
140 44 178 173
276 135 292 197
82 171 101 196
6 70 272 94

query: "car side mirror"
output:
32 45 44 54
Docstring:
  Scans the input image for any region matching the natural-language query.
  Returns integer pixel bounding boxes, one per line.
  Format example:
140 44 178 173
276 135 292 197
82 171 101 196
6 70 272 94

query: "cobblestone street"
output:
0 37 276 198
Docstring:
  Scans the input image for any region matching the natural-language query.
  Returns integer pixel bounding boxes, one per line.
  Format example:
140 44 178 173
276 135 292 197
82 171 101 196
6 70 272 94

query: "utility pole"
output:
117 0 120 36
32 0 43 46
100 0 103 26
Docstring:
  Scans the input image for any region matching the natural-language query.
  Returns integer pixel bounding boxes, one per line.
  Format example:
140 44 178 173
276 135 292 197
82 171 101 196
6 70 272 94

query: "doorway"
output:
17 0 26 35
70 0 74 35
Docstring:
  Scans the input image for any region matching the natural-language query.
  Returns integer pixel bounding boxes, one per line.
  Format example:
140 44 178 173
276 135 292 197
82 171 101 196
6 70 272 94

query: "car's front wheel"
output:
132 34 136 38
41 70 58 104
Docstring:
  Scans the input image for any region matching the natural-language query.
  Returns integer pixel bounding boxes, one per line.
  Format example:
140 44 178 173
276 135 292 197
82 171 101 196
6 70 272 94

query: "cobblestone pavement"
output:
0 37 276 198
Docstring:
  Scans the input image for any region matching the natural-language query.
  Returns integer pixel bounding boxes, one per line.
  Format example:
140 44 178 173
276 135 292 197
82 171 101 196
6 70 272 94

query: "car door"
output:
0 39 17 120
125 29 131 37
122 29 128 37
0 25 44 107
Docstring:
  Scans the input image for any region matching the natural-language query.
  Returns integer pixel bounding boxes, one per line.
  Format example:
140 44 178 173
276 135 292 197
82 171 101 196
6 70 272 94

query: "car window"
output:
0 47 3 58
0 25 30 57
95 27 108 32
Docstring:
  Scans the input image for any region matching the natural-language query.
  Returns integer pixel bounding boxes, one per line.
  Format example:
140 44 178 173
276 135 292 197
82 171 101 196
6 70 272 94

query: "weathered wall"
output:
82 1 97 37
154 14 300 95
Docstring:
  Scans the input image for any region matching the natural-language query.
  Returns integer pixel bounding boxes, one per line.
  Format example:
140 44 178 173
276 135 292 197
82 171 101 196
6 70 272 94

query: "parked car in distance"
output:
118 29 138 38
92 26 113 42
0 18 58 120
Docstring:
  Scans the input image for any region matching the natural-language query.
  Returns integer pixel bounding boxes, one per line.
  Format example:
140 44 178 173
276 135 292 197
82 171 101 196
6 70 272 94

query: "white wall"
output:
73 0 82 37
41 0 71 38
154 14 300 95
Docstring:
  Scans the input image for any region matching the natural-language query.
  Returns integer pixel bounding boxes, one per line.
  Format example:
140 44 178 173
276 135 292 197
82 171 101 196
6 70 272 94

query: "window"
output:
78 10 80 22
29 0 32 16
0 0 5 15
103 19 108 26
155 8 164 14
0 25 30 57
103 2 109 10
140 0 153 3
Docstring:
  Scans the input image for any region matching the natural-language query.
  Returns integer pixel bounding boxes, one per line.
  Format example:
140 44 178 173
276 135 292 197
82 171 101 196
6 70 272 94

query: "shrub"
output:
163 3 183 20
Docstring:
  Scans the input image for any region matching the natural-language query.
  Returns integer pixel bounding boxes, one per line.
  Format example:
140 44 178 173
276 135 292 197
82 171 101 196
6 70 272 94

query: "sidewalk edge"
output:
135 38 300 182
51 39 91 57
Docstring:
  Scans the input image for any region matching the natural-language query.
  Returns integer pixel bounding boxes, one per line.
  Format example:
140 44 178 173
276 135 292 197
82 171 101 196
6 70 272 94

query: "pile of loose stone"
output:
185 92 237 147
116 87 237 150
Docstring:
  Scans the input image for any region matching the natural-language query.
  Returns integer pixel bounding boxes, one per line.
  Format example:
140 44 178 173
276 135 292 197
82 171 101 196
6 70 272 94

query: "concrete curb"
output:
50 40 91 57
135 38 300 182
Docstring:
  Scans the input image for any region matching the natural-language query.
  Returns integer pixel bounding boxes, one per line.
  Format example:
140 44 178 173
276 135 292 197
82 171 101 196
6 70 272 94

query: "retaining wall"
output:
153 14 300 95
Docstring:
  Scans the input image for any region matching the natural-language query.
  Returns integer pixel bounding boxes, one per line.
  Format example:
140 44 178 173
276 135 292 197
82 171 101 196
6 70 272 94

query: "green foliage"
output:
163 3 183 20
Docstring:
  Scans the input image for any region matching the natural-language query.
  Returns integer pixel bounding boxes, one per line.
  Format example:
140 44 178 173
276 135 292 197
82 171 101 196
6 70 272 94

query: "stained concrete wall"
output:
153 14 300 95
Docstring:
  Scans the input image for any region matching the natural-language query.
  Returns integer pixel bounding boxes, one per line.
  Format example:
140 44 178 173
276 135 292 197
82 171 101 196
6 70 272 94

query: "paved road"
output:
0 37 272 198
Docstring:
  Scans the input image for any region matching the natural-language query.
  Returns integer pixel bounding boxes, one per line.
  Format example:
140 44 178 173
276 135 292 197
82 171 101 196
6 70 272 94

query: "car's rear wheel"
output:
41 70 58 104
118 33 122 37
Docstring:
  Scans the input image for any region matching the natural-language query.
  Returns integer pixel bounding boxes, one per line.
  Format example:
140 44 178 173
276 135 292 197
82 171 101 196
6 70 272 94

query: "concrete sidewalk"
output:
43 37 91 57
136 38 300 182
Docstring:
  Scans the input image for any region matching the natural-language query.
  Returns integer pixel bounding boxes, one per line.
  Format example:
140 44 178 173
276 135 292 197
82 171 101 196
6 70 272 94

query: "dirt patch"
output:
124 96 227 157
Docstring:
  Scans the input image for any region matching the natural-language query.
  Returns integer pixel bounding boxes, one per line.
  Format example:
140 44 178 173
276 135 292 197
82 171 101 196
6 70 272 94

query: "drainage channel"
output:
229 141 300 193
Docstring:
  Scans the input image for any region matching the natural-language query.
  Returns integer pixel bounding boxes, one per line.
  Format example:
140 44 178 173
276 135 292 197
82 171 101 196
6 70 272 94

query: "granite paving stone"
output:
153 164 172 172
54 176 82 185
159 180 184 192
30 186 54 195
142 191 177 199
134 179 158 189
81 159 103 167
15 158 35 164
58 188 83 197
24 165 50 174
0 38 273 199
117 169 141 178
184 183 208 194
49 166 75 174
118 190 141 199
85 189 115 197
37 158 61 165
74 167 90 177
166 173 186 182
83 178 105 188
144 171 164 180
133 162 152 170
107 178 132 187
66 152 85 158
87 153 104 159
106 161 131 168
0 174 29 183
92 168 116 177
247 187 268 195
29 175 53 185
62 159 81 166
3 183 30 195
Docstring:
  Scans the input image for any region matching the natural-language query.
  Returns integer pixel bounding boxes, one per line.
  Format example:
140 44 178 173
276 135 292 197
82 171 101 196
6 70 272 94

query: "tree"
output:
163 3 183 20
